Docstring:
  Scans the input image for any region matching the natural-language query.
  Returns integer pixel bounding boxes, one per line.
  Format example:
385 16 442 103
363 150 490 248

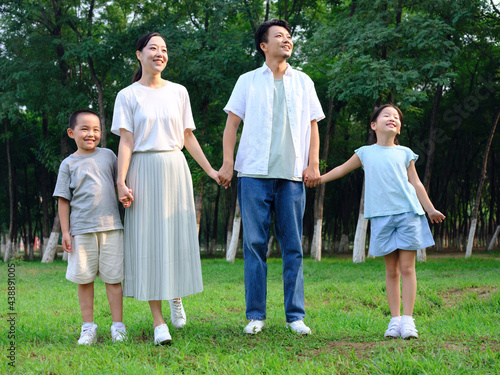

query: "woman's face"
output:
136 36 168 76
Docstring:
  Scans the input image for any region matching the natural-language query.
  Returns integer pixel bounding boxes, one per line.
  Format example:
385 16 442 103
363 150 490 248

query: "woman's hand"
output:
207 168 221 185
118 183 134 208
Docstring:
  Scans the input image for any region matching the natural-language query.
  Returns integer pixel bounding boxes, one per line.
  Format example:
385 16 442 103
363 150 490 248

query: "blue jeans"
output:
238 177 306 323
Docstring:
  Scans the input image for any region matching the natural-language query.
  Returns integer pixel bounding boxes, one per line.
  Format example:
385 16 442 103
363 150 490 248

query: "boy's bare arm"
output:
58 197 72 253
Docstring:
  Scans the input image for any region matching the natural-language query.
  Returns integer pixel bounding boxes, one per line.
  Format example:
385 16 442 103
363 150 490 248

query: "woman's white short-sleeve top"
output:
111 82 195 152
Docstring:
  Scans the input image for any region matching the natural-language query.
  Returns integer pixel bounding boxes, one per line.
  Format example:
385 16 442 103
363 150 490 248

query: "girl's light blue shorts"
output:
368 212 435 257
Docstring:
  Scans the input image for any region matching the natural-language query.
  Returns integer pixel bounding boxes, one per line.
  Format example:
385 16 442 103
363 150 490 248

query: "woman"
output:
111 32 220 345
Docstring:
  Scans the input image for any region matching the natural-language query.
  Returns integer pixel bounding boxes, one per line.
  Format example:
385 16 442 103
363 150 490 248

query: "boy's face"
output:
67 113 101 154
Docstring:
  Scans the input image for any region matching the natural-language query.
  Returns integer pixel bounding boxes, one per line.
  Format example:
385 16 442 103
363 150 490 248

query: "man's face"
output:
260 25 293 60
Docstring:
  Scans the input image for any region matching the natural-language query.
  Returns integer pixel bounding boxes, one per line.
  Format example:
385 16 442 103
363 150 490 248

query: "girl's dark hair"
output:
367 104 404 145
132 32 167 83
69 109 100 130
254 19 291 59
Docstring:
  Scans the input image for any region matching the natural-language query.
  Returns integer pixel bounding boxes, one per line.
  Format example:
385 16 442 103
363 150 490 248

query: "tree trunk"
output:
466 107 500 258
266 235 274 258
353 183 368 263
311 99 335 261
226 198 241 263
4 118 17 263
418 84 444 262
338 233 349 253
41 213 61 263
194 185 203 236
487 225 500 251
225 186 238 252
209 185 221 253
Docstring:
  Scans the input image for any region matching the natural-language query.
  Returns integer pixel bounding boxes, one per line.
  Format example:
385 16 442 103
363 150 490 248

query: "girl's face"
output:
370 106 401 137
136 36 168 76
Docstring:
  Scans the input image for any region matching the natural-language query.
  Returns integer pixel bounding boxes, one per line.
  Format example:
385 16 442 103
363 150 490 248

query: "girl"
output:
112 32 220 345
320 104 445 339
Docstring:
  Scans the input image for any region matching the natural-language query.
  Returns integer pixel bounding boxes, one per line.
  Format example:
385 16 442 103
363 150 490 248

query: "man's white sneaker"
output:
243 320 265 334
78 323 98 345
384 316 401 338
401 316 418 339
154 324 172 345
286 320 311 335
110 323 127 343
169 299 187 329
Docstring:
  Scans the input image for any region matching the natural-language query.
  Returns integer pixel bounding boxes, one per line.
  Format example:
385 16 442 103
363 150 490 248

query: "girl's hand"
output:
118 184 134 208
208 168 221 186
427 209 445 223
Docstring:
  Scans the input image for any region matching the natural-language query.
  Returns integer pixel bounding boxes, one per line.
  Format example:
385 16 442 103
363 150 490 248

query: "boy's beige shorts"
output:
66 229 124 284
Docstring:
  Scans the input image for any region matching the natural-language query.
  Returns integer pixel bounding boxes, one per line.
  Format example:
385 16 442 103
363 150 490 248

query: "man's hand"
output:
303 164 321 188
218 163 234 188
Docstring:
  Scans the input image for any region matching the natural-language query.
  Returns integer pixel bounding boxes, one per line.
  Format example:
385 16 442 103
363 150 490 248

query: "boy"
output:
53 110 126 345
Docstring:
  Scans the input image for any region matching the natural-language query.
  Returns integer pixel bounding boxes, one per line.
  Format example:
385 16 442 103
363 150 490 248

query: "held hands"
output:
62 232 72 253
427 209 446 224
118 184 134 208
303 164 321 188
207 168 222 186
218 163 234 189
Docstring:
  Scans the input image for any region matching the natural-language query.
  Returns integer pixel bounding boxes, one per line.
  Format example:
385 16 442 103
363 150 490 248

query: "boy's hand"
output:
118 184 134 208
428 209 445 224
62 232 72 253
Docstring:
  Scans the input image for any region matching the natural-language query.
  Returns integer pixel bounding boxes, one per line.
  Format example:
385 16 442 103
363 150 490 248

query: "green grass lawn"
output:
1 253 499 374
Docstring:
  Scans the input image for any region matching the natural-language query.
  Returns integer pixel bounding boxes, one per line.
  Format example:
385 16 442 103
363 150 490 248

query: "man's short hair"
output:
254 19 291 59
69 109 100 130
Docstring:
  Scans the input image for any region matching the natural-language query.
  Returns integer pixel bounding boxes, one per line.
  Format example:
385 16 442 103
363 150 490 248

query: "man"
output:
218 19 324 335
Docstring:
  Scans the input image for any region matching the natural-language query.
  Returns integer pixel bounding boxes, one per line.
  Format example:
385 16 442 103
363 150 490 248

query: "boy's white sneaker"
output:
110 323 127 342
78 323 98 345
286 320 311 335
154 324 172 345
401 316 418 339
169 299 187 329
384 316 401 338
243 320 265 334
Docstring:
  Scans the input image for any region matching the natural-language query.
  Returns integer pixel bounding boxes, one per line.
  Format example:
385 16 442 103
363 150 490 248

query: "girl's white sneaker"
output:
384 316 401 338
401 316 418 339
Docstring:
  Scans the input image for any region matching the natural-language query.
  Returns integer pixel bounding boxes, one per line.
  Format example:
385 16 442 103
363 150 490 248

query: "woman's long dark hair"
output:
367 104 404 145
132 32 167 83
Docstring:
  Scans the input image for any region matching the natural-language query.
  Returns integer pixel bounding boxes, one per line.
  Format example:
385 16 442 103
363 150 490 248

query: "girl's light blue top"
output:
355 144 426 219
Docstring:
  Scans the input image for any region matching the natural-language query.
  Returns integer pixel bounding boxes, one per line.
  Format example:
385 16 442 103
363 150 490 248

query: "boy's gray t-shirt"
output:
53 147 123 236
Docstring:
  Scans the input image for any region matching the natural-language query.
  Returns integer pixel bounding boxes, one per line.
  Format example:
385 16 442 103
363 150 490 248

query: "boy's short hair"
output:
69 110 101 130
255 19 291 59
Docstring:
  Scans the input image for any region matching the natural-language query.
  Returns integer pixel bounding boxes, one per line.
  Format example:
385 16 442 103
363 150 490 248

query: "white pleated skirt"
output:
123 150 203 301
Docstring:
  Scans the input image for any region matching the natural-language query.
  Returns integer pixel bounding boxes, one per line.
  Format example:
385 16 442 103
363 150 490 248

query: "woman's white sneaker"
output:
154 324 172 345
169 299 187 329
